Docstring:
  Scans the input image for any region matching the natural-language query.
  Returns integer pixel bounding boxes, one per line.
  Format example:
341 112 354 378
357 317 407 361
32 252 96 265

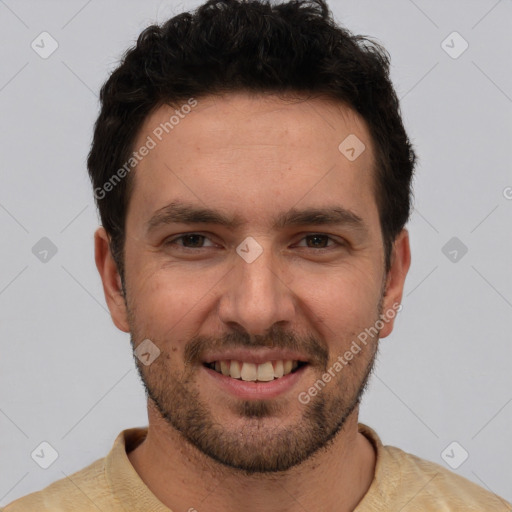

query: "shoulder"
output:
2 456 114 512
358 423 511 511
2 428 144 512
384 444 511 510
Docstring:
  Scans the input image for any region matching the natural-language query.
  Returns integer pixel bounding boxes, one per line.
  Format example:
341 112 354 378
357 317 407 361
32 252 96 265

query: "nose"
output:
217 242 296 336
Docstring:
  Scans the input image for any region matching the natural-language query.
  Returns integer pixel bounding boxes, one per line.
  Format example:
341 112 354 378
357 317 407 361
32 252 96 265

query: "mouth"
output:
203 359 309 382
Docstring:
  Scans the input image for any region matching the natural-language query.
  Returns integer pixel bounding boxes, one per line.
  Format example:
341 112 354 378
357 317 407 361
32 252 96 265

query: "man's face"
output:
100 93 407 473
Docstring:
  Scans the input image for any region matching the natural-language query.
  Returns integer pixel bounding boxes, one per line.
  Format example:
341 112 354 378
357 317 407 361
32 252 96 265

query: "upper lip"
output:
202 349 310 365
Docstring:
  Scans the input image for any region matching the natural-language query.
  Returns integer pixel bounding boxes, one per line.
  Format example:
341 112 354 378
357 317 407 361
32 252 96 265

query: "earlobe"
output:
379 228 411 339
94 227 130 333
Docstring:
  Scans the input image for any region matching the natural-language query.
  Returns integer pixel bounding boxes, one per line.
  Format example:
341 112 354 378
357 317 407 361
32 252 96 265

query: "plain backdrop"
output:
0 0 511 506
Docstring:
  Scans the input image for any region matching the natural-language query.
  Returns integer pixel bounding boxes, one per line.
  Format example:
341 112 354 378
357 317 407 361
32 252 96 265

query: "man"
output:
5 0 510 510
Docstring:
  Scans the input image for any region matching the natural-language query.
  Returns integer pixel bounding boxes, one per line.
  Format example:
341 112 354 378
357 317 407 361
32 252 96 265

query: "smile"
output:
203 359 308 382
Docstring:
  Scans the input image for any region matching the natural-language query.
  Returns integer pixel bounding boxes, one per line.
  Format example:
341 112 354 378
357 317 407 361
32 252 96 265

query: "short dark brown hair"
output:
87 0 417 286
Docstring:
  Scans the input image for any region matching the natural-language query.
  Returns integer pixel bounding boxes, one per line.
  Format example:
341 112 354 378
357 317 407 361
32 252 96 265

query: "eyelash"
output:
164 233 344 251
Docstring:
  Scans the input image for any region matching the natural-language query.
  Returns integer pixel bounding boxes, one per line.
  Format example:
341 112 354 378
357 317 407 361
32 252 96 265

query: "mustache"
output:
184 326 329 368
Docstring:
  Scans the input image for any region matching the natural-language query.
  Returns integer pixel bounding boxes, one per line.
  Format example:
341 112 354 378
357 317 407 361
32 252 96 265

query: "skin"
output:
95 92 411 512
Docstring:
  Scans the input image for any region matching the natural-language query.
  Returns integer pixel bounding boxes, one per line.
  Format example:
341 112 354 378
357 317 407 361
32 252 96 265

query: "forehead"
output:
128 92 378 228
138 92 372 153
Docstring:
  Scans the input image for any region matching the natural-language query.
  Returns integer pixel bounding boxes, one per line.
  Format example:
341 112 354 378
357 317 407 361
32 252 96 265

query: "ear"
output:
94 227 130 333
379 228 411 339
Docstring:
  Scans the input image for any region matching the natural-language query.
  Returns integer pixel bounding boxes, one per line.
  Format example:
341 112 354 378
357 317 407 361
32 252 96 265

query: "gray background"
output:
1 0 511 506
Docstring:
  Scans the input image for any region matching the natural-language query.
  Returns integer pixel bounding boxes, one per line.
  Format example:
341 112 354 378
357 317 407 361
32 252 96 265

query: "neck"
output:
128 403 376 512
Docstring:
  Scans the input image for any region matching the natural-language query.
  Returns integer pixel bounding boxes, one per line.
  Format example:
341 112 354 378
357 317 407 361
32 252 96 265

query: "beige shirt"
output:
3 423 510 511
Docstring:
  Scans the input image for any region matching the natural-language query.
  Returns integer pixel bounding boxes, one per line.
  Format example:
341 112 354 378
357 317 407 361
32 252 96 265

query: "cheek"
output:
308 260 379 308
301 271 381 349
128 265 218 336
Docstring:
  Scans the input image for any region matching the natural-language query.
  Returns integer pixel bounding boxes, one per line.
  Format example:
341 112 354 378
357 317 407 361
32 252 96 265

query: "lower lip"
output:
202 364 309 400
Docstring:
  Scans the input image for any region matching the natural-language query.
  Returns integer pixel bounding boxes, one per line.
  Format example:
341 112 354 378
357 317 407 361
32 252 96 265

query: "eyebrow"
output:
145 201 368 236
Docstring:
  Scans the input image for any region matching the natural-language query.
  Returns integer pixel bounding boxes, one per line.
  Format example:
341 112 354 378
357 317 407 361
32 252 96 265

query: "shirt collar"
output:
104 423 397 511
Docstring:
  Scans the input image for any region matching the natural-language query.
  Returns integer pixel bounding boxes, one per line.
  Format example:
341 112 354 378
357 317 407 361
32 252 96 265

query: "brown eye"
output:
178 234 206 247
295 234 342 249
165 233 215 249
305 234 330 248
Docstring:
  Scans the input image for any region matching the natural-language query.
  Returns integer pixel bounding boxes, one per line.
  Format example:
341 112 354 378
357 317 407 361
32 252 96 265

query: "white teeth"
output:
256 361 275 381
240 362 257 381
230 360 241 379
208 359 304 381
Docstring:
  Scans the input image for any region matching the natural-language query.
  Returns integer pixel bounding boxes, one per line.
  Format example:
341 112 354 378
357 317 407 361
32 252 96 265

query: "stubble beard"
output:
128 319 381 474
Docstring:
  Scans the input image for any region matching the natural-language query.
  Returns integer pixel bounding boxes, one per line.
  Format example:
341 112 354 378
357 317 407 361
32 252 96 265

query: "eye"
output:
163 233 344 252
164 233 216 249
295 234 343 249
